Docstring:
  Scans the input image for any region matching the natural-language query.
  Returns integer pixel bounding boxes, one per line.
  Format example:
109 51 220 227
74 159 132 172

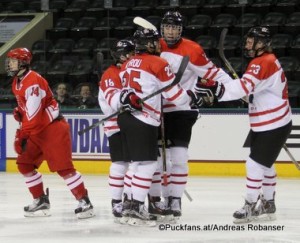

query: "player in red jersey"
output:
117 28 203 226
7 48 94 219
98 39 135 223
196 27 292 223
149 11 233 220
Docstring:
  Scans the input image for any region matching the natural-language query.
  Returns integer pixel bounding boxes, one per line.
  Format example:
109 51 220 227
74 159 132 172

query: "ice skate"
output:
170 197 182 221
127 200 156 227
233 200 257 224
254 196 276 222
75 195 95 219
119 194 131 224
111 199 123 223
24 188 51 217
148 195 166 221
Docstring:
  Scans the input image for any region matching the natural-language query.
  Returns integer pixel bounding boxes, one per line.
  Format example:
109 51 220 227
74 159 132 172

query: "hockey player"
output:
117 28 203 226
154 10 233 219
195 26 292 223
98 39 135 223
7 48 94 219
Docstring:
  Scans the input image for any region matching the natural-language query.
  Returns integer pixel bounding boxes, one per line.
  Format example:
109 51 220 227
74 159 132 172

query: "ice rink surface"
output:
0 172 299 243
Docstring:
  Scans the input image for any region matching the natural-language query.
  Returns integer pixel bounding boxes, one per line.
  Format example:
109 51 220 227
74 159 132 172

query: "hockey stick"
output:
160 96 168 187
133 16 157 31
78 56 190 136
219 28 300 171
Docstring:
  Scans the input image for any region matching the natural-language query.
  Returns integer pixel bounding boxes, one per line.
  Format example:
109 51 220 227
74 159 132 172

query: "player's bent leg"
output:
57 169 95 219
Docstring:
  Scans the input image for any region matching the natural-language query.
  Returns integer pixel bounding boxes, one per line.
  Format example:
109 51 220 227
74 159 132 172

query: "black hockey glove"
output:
187 90 204 108
195 78 225 100
120 89 143 112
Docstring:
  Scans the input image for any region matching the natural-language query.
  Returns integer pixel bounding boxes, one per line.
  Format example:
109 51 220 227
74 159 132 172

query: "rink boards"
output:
1 109 300 177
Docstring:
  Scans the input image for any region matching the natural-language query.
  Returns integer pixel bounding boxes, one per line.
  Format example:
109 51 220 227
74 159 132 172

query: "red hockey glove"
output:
120 89 143 112
14 129 29 155
195 78 225 100
187 90 204 108
13 107 22 122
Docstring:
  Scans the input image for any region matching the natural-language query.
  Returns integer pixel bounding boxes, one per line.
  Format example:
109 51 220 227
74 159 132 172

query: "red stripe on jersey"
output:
251 107 290 127
104 125 119 131
250 101 288 117
143 103 161 115
240 79 250 95
166 87 184 102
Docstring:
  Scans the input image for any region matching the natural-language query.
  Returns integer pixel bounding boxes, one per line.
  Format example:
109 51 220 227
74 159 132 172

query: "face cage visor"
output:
161 24 182 46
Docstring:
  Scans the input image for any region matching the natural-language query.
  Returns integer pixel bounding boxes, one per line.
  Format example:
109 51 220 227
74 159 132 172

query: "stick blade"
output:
133 16 157 31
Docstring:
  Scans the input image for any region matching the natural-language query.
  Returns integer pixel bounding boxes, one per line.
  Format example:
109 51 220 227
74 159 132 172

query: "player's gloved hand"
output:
14 129 29 155
120 89 143 112
187 90 203 108
195 78 225 100
13 107 22 122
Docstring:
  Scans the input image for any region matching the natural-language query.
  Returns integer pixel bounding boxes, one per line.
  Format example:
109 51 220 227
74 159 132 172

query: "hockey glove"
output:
187 90 204 108
13 107 22 122
195 78 225 100
120 89 143 112
14 129 29 155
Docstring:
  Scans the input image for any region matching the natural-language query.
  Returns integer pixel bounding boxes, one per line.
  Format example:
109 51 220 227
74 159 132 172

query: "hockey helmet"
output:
133 28 160 54
111 39 135 64
6 48 32 76
244 26 272 58
161 11 183 47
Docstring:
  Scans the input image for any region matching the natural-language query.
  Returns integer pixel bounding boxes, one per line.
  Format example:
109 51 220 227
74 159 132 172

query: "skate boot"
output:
171 197 182 219
127 200 156 227
254 195 276 221
24 188 51 217
119 194 131 224
112 199 122 222
233 200 257 224
75 195 95 219
148 195 166 221
161 196 176 223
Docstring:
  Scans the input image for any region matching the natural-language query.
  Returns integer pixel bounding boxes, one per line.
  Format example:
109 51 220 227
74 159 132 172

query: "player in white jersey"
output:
117 28 203 226
98 39 135 223
150 10 233 219
196 26 292 223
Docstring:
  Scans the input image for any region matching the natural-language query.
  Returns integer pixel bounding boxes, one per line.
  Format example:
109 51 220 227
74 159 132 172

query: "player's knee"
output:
17 163 36 175
138 161 158 178
110 161 128 177
57 168 76 178
170 147 189 166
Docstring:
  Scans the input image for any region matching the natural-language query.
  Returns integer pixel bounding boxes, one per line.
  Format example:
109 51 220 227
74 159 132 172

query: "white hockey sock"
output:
64 171 84 191
158 148 171 198
262 165 277 201
245 157 264 203
169 147 188 198
25 171 43 189
148 171 161 197
123 162 137 200
108 162 128 200
131 161 157 202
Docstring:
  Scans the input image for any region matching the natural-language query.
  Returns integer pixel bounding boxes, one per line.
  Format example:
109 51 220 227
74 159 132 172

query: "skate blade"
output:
76 209 95 219
127 217 156 227
256 213 276 222
24 209 51 217
114 216 129 224
233 217 253 224
161 214 178 224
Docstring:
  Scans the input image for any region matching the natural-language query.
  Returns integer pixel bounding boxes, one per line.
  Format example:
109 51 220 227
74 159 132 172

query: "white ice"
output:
0 172 299 243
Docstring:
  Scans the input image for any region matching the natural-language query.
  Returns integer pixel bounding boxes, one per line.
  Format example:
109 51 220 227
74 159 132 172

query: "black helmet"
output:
111 39 135 64
133 28 160 54
244 26 272 58
161 11 183 47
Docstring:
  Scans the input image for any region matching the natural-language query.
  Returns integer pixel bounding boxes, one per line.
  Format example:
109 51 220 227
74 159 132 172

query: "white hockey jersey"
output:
121 53 191 127
98 64 122 137
219 53 292 132
160 37 232 112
